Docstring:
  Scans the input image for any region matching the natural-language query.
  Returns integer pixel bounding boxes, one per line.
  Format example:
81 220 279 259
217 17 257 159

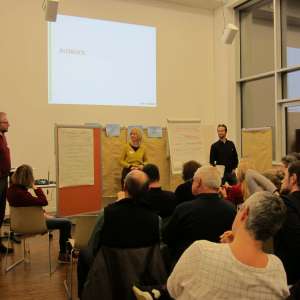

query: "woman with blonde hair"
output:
120 127 148 188
7 164 72 263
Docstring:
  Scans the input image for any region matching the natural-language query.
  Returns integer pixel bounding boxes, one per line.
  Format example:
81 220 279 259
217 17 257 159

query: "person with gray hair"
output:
162 166 236 264
164 191 289 300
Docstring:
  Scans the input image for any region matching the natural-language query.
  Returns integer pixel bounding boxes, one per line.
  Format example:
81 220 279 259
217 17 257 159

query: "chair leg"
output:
64 248 74 299
48 232 52 276
5 233 25 273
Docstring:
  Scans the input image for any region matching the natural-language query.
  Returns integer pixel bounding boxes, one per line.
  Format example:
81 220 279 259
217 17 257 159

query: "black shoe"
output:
0 243 14 254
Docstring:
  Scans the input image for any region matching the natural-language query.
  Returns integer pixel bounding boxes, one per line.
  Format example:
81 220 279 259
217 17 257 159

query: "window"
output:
240 0 274 77
237 0 300 159
285 105 300 153
242 77 276 157
283 70 300 99
281 0 300 67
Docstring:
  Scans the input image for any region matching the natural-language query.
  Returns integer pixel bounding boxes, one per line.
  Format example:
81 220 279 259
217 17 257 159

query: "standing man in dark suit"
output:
210 124 238 185
0 112 13 253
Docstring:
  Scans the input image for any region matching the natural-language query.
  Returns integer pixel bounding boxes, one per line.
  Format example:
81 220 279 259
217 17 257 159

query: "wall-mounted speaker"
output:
44 0 59 22
221 23 239 45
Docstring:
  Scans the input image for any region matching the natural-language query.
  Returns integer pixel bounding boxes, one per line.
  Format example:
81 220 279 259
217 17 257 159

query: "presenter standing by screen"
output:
210 124 238 185
0 112 13 253
120 127 148 188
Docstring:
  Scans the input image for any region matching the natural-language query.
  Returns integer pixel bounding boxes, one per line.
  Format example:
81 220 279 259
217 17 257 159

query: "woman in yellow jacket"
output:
120 127 148 188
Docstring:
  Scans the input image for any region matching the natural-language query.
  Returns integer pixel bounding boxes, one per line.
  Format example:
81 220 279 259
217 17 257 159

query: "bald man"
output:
77 170 160 297
0 112 12 253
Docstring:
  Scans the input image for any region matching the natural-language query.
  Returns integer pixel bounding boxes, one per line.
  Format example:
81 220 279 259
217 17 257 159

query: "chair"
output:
81 244 168 300
64 214 97 300
4 206 53 275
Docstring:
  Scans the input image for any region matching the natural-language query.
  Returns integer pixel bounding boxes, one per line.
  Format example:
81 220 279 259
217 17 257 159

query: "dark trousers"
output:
77 247 94 298
0 176 8 228
121 167 131 189
46 217 71 253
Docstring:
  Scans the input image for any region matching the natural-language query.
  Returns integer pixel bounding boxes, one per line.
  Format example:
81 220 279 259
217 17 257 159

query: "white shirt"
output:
167 240 289 300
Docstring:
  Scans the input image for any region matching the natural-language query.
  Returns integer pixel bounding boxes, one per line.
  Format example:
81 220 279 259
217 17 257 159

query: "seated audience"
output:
77 170 160 298
174 160 201 205
6 164 71 263
220 159 277 205
142 163 177 219
134 191 289 300
274 160 300 285
167 191 289 300
162 166 236 264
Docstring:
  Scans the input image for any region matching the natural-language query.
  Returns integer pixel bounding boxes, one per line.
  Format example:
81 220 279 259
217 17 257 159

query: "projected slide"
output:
48 15 156 107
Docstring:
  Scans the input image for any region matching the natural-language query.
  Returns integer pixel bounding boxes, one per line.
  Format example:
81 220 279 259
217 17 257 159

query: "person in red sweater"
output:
7 164 72 262
0 112 13 253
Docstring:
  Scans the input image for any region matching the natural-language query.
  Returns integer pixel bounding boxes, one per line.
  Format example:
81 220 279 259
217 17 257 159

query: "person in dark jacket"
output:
142 164 177 219
162 166 236 264
77 169 160 298
0 112 13 253
274 160 300 285
174 160 201 205
210 124 238 185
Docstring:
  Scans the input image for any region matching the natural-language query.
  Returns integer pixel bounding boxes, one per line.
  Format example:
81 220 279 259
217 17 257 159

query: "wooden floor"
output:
0 229 77 300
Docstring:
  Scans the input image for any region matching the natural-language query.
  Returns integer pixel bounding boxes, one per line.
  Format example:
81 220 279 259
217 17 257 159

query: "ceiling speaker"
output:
221 23 239 44
44 0 59 22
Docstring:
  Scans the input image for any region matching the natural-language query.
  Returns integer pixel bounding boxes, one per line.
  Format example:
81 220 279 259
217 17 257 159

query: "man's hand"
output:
219 186 227 199
220 230 234 243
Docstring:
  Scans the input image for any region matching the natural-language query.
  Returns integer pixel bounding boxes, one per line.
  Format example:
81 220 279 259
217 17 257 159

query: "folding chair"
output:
4 206 53 275
64 214 97 299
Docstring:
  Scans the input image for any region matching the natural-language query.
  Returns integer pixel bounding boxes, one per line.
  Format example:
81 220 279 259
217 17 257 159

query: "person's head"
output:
142 164 160 183
182 160 201 181
232 191 286 242
11 164 34 189
281 160 300 193
262 169 285 191
192 166 221 195
217 124 227 140
289 152 300 161
129 127 143 146
124 169 149 198
0 112 9 134
281 155 297 169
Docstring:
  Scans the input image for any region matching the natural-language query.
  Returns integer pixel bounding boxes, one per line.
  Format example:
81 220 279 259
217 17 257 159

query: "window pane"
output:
281 0 300 67
285 105 300 153
242 76 275 158
240 0 274 78
283 70 300 99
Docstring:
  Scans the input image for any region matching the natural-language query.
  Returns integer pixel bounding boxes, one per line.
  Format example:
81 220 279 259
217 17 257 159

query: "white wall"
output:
213 6 239 148
0 0 216 179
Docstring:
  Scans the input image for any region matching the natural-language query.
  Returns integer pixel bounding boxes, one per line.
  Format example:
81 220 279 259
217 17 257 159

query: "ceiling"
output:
158 0 224 10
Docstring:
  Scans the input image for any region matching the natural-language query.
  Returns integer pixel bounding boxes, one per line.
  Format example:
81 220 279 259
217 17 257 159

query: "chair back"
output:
10 206 48 234
82 244 167 300
74 215 97 249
